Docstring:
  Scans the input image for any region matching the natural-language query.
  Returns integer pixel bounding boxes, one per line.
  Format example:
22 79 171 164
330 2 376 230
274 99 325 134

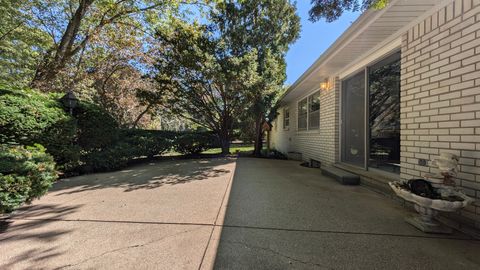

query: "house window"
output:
340 51 401 174
298 98 308 130
297 91 320 131
308 92 320 129
283 108 290 129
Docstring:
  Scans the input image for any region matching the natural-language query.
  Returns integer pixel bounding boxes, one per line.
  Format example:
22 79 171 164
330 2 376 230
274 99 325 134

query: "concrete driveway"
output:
0 157 236 270
214 158 480 270
1 157 480 269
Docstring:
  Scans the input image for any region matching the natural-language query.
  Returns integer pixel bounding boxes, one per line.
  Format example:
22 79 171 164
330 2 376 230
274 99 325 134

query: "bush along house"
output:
269 0 480 236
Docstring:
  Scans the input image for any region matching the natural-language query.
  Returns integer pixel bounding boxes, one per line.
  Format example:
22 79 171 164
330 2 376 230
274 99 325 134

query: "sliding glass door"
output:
368 52 401 173
341 51 401 174
341 71 365 167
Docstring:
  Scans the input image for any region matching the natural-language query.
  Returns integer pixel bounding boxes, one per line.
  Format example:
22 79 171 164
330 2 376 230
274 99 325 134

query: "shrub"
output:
0 88 69 145
82 143 133 173
75 101 119 151
174 132 218 155
37 117 80 172
0 86 225 175
81 130 178 172
0 144 57 214
0 87 122 173
120 129 176 158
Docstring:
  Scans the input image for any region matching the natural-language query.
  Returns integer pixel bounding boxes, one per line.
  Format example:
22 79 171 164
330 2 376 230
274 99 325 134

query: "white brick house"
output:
269 0 480 235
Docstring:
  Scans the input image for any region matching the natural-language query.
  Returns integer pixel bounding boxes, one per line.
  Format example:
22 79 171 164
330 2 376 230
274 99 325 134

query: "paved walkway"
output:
0 157 236 269
214 158 480 269
1 157 480 269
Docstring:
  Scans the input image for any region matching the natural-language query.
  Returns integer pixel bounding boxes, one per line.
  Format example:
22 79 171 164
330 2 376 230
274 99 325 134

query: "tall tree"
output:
20 0 181 90
153 19 259 153
213 0 300 156
152 1 299 154
309 0 389 22
153 1 299 155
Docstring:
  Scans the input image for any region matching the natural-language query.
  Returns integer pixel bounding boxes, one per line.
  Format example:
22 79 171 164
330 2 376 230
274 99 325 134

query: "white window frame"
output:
283 107 290 130
308 92 320 130
297 98 308 131
297 90 320 131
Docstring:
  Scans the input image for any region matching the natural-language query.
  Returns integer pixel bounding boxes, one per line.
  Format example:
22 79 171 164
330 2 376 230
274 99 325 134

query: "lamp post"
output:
60 91 78 115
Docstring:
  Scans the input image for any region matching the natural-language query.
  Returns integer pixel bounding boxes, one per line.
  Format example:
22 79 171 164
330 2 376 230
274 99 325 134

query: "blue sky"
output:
285 3 361 85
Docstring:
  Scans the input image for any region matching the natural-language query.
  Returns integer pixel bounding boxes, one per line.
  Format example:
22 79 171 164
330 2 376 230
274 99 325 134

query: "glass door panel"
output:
368 52 401 174
341 71 365 167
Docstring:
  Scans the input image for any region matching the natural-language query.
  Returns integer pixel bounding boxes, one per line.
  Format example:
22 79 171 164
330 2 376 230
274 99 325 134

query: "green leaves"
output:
0 87 69 145
0 144 57 213
152 1 300 154
0 0 52 87
309 0 389 22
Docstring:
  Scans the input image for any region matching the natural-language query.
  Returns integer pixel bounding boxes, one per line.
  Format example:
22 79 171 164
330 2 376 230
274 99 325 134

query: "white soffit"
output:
282 0 441 104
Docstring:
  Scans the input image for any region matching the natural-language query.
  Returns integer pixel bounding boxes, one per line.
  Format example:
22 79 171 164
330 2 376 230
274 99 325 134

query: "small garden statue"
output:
389 153 474 234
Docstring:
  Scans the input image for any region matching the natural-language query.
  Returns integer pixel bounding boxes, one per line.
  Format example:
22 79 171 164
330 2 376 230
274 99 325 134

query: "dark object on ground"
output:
321 166 360 185
299 161 320 168
300 162 310 167
259 149 288 160
407 179 438 199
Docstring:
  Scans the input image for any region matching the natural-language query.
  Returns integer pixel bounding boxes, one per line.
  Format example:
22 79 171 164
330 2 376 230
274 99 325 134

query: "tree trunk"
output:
31 0 94 89
132 103 153 129
253 115 263 157
221 139 230 155
219 130 230 155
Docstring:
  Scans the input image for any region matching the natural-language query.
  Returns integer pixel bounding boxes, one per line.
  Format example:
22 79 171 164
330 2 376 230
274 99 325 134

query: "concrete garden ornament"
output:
389 153 475 234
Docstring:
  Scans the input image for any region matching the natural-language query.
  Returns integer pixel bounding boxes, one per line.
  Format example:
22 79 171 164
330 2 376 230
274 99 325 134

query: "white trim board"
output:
338 37 401 79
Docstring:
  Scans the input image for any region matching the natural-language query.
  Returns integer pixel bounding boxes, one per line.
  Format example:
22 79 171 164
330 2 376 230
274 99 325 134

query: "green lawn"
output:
202 144 254 154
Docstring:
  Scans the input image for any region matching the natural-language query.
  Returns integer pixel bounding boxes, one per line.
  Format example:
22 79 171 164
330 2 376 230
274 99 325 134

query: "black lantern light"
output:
60 91 78 115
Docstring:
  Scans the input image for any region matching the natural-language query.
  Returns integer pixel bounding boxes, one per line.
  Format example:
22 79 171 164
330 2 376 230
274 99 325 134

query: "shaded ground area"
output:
212 158 480 270
0 157 236 269
1 157 479 269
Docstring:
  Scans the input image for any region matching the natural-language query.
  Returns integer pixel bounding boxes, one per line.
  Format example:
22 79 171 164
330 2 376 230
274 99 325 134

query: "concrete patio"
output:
1 157 479 269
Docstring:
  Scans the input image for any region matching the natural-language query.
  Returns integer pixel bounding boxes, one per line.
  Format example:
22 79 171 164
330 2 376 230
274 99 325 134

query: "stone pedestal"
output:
406 204 452 234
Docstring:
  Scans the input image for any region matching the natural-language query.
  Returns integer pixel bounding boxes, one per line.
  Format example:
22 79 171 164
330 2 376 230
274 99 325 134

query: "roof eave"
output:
280 9 379 104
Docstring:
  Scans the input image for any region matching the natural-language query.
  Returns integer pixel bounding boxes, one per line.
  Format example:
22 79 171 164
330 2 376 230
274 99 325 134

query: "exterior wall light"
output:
320 78 330 90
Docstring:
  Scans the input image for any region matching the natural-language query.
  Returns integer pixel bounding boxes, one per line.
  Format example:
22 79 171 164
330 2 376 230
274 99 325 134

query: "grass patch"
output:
202 144 254 154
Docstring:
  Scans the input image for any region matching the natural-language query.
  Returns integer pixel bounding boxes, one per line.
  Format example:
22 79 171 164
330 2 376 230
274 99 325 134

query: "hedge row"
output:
0 87 220 174
0 87 219 213
83 130 219 173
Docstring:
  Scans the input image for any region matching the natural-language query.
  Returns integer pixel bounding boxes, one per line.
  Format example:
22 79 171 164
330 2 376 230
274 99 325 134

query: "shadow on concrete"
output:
0 204 82 268
210 158 480 270
52 157 233 195
1 157 234 269
1 247 65 269
0 204 80 242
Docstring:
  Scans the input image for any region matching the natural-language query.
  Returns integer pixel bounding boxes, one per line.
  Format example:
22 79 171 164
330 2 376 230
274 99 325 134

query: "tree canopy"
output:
1 0 300 152
309 0 389 22
152 0 300 153
0 0 189 128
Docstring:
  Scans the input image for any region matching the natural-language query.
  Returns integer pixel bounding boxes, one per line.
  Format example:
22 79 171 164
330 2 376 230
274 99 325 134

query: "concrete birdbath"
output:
389 153 475 234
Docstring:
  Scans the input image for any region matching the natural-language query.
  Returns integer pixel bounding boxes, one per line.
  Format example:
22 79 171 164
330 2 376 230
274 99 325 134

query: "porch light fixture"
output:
60 91 78 115
320 78 330 91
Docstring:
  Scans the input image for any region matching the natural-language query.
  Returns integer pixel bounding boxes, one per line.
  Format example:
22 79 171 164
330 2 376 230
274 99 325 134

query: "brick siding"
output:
401 0 480 231
270 77 339 166
270 0 480 234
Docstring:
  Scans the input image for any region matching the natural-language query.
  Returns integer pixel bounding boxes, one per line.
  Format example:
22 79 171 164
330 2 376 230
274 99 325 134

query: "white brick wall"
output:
271 0 480 234
401 0 480 231
270 78 339 166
